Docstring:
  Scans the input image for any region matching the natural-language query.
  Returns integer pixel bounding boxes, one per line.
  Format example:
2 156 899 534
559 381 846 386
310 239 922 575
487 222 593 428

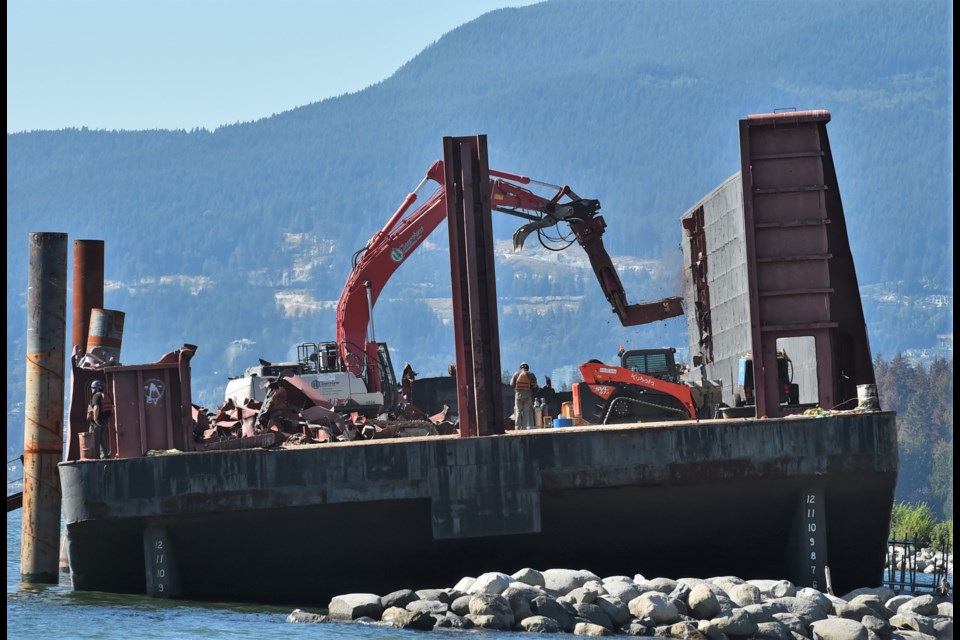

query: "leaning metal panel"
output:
740 110 876 417
682 110 876 417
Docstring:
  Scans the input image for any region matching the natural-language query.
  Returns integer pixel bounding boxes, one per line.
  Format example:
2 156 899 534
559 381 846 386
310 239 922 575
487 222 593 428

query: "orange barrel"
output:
78 433 97 460
87 308 125 362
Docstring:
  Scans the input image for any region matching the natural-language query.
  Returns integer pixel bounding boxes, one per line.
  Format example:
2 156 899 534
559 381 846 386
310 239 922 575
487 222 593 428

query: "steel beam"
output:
443 135 504 437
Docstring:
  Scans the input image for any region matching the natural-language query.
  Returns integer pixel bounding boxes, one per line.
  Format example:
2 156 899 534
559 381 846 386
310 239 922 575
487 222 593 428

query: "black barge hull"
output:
60 412 897 605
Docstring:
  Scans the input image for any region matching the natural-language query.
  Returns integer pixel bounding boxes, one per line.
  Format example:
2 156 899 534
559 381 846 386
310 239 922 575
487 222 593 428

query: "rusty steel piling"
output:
87 308 125 363
22 231 68 584
71 240 104 354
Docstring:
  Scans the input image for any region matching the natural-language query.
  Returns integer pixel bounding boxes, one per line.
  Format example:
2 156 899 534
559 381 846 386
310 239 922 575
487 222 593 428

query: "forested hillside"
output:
875 355 954 521
6 0 952 457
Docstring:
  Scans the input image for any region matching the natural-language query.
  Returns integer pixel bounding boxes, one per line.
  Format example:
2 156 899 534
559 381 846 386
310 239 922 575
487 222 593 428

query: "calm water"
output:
7 510 516 640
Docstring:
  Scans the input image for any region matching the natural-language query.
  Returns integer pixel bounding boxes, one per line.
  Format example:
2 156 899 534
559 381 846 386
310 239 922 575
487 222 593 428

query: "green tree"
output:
889 501 937 547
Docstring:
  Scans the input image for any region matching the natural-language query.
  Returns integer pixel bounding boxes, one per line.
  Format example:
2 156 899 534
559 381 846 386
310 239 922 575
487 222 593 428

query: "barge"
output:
61 412 897 603
52 109 898 605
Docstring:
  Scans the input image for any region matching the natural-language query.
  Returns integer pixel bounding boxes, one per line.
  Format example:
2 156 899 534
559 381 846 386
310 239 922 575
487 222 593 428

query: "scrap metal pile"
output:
194 372 456 451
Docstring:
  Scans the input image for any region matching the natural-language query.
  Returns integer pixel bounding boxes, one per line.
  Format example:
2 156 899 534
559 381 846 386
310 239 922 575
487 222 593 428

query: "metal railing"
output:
885 538 953 595
7 455 24 512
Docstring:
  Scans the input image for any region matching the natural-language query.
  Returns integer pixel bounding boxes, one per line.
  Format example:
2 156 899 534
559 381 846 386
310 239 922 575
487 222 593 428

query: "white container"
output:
857 384 879 410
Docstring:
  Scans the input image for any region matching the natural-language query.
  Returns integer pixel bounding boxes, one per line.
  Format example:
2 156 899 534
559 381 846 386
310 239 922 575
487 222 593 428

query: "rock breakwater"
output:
287 567 953 638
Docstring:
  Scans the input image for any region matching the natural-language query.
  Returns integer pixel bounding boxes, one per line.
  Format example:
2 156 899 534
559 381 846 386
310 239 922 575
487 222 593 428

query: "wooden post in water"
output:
21 231 68 584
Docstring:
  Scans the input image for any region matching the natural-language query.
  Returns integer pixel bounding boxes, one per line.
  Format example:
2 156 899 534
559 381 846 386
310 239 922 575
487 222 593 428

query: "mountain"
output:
6 0 953 456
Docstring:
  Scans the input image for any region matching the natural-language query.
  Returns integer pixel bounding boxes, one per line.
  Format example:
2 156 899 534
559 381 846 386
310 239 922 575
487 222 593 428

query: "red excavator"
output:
335 160 685 414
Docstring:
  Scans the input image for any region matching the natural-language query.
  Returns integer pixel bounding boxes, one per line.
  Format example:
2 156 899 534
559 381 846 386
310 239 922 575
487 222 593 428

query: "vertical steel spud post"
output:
21 231 68 583
71 239 104 355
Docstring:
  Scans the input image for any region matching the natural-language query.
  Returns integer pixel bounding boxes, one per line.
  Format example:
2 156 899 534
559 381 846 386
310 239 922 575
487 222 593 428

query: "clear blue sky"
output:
7 0 541 133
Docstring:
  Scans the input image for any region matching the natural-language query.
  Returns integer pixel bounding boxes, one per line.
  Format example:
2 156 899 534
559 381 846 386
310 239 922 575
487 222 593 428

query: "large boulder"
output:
671 581 694 604
434 612 474 629
797 587 835 615
860 614 892 640
809 617 869 640
542 568 598 596
594 594 631 628
468 592 514 629
286 609 329 623
450 594 472 616
453 576 476 593
640 577 680 595
327 593 383 621
503 584 541 621
842 587 897 603
518 615 561 633
572 621 613 636
767 596 829 626
688 584 722 620
468 571 512 595
628 592 679 624
665 620 707 639
512 567 546 588
771 612 807 636
405 599 448 616
888 612 935 636
846 594 892 620
381 606 436 630
381 588 418 609
415 587 454 604
709 609 758 636
709 576 747 600
930 614 953 639
752 620 795 639
741 603 777 623
603 579 641 604
566 583 602 604
898 595 938 617
748 579 796 599
727 583 763 607
885 595 915 614
530 594 575 632
573 602 615 631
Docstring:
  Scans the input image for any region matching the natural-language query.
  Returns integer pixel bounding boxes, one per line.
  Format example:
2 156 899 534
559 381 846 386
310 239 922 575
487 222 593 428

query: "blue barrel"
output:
553 418 573 428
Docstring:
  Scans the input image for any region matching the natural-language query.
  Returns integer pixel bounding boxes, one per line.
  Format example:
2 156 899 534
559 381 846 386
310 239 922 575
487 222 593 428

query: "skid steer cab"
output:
734 350 799 407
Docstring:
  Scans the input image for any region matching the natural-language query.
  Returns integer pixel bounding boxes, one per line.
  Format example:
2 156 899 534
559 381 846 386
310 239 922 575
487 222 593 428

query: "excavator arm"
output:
567 216 684 326
335 160 684 390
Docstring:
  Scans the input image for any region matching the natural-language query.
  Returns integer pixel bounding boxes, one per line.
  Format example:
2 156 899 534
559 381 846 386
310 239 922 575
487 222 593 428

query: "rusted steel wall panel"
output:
22 231 68 584
740 109 875 416
108 362 190 457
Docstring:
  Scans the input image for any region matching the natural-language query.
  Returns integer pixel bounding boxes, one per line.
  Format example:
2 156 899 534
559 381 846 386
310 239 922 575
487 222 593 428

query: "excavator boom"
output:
335 160 684 391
